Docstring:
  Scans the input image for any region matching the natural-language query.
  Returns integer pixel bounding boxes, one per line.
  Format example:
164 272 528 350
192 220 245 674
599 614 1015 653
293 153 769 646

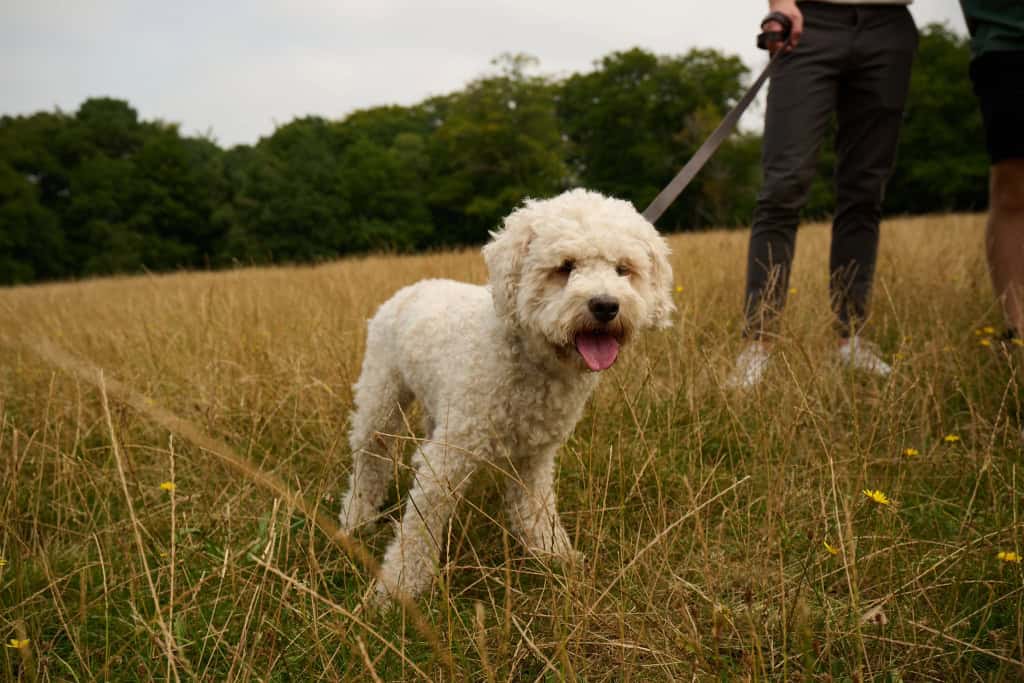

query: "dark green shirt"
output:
960 0 1024 55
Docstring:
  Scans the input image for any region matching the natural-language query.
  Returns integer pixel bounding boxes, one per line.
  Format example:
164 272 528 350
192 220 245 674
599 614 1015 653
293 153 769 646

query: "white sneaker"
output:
837 336 892 377
726 342 771 389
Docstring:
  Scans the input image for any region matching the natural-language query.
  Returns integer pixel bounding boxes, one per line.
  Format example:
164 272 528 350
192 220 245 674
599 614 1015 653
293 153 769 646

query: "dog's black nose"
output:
588 296 619 323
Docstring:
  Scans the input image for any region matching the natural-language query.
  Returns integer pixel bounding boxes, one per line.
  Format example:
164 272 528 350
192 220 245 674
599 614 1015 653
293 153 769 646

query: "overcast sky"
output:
2 1 968 148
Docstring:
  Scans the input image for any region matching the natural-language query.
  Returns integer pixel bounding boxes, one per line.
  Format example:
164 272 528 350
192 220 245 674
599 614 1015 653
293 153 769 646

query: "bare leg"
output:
504 451 580 563
987 159 1024 343
375 440 477 602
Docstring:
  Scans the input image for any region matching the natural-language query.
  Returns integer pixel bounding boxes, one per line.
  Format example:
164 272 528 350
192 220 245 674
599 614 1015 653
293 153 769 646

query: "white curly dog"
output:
339 189 675 602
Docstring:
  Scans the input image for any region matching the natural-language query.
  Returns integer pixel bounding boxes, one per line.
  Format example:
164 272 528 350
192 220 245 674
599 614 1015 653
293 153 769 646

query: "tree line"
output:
0 25 985 286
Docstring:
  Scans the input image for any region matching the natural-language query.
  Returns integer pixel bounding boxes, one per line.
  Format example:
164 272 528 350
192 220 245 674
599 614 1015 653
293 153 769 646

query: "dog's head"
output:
483 189 675 372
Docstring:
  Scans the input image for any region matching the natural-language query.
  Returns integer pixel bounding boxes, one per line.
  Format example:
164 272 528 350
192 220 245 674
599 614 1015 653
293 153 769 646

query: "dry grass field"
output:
2 213 1023 681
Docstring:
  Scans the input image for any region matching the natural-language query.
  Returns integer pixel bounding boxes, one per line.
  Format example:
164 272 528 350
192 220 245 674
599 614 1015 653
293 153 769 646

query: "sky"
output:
1 1 968 148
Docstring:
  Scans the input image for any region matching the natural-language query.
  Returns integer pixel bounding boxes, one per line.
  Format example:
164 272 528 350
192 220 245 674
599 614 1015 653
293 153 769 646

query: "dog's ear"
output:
646 234 676 329
483 203 535 326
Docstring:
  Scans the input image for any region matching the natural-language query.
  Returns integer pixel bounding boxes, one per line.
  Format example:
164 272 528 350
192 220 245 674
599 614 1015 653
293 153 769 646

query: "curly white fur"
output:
338 189 675 603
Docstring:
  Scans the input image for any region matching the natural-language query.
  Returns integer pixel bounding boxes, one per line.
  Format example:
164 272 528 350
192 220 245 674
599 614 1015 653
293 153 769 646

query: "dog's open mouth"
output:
575 331 620 371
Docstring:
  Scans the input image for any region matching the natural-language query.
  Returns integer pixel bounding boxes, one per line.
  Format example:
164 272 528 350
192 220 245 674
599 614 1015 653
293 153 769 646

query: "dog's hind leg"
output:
339 350 412 533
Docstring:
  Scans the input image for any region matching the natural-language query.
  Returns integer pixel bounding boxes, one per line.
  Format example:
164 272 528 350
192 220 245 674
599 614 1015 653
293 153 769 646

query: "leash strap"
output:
642 13 793 225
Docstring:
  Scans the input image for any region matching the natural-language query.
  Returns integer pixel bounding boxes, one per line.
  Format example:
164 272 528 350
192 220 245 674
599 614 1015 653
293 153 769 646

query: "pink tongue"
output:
575 332 620 371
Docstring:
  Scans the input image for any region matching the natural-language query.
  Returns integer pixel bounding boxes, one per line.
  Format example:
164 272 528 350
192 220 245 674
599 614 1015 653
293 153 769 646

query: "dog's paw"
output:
563 548 586 567
527 545 586 568
358 580 395 614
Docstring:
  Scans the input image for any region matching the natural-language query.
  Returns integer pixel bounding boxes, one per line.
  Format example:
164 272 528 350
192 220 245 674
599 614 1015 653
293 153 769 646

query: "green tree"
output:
224 117 352 262
428 54 568 244
56 100 229 275
337 105 437 250
0 161 65 284
887 23 987 213
558 47 751 230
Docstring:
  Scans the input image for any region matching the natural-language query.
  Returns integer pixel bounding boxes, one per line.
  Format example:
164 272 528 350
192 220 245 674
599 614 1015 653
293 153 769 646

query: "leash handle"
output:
757 11 793 51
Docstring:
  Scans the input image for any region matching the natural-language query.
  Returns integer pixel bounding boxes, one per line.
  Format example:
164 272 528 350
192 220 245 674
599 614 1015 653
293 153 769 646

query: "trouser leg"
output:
830 6 917 336
744 6 844 338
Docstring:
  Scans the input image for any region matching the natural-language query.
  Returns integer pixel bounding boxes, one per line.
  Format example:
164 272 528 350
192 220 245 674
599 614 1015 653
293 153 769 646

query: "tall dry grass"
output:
1 213 1022 681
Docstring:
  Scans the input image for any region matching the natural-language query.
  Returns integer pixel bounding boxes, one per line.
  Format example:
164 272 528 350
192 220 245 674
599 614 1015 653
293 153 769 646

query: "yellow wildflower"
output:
1013 338 1024 348
675 285 683 293
979 338 992 347
823 540 839 556
997 551 1022 563
943 434 961 444
0 558 7 568
902 447 919 457
974 328 983 336
788 287 797 294
894 353 905 361
159 481 176 492
6 639 29 649
862 489 891 506
983 326 996 335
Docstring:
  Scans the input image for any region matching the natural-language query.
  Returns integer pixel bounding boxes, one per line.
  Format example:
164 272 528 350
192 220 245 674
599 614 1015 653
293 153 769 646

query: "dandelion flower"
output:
159 481 176 492
862 489 891 506
675 285 683 293
788 287 797 295
0 558 6 567
943 434 961 444
983 326 996 335
979 338 992 347
997 551 1022 563
6 639 29 649
903 447 919 457
823 540 839 556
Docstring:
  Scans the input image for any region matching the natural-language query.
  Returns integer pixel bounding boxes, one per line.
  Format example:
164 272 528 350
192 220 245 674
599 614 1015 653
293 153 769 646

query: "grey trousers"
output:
743 1 918 339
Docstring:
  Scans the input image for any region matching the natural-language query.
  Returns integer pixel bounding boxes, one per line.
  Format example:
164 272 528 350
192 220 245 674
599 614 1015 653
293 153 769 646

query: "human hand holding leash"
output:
762 0 801 54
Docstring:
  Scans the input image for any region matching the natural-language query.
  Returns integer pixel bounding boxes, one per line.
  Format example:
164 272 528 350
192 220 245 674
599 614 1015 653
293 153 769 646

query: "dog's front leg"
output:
505 449 582 565
374 443 476 603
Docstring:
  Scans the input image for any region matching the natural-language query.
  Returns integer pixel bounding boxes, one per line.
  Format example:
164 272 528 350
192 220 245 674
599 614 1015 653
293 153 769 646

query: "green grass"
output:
1 213 1023 680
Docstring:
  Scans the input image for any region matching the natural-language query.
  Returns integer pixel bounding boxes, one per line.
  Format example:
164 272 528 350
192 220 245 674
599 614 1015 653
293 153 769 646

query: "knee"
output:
758 179 810 215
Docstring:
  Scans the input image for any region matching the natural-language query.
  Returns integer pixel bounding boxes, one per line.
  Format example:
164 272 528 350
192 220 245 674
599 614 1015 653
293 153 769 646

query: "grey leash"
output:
642 12 793 225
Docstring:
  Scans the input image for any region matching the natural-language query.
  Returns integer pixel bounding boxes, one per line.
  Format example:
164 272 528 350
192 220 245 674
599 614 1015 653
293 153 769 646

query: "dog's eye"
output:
557 259 575 274
615 264 631 277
